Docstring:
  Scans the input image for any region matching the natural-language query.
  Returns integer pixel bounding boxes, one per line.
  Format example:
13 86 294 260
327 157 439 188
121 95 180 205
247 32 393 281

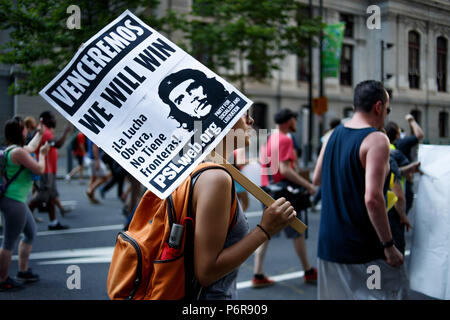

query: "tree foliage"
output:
0 0 163 95
0 0 322 96
180 0 323 92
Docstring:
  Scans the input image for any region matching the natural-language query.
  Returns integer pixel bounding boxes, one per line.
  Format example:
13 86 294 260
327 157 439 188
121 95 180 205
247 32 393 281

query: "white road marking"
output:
237 271 305 289
8 220 412 289
0 224 123 239
36 224 123 236
12 246 114 265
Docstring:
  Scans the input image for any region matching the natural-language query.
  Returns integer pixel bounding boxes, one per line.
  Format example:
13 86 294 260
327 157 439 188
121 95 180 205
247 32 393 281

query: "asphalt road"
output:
0 161 437 301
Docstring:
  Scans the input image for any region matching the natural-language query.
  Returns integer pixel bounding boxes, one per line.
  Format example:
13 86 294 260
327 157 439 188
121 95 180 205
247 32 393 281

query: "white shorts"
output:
89 160 108 177
318 258 410 300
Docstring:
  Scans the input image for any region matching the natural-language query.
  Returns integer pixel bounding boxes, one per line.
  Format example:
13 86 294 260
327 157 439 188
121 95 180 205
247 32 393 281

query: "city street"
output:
0 161 436 300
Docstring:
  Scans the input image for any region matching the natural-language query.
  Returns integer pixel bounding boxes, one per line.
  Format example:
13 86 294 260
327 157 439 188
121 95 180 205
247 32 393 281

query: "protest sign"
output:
39 10 252 199
408 144 450 300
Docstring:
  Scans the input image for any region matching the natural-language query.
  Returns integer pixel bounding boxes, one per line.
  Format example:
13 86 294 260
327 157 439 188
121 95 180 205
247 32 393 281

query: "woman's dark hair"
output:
353 80 388 113
39 110 56 129
385 121 399 143
4 116 25 146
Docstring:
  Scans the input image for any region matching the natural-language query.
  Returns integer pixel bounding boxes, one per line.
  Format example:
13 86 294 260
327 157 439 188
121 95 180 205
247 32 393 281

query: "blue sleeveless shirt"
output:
318 125 386 264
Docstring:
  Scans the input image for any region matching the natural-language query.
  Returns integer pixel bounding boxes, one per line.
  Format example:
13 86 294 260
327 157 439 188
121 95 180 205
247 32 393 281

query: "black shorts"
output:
31 174 59 204
75 155 84 166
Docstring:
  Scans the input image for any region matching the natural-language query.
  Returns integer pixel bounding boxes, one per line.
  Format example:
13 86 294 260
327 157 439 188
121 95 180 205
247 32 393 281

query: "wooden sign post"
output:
211 152 307 235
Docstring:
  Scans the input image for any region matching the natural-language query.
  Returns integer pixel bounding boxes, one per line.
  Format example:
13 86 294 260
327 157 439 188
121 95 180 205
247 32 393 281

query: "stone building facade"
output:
1 0 449 160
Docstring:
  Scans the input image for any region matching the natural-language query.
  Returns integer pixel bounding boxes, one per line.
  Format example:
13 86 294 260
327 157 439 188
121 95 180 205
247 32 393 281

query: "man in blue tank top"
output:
312 80 408 299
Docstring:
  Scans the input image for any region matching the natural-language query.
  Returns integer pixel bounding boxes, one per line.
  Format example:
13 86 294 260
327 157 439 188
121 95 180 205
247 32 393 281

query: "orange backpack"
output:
107 162 238 300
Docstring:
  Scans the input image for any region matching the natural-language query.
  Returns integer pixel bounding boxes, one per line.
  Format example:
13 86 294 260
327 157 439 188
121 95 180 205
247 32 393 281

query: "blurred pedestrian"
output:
385 121 420 254
23 116 37 144
313 80 407 299
28 111 71 230
65 130 86 184
122 174 143 231
85 139 109 204
395 114 424 214
253 109 317 288
0 116 49 291
23 116 43 223
99 153 126 200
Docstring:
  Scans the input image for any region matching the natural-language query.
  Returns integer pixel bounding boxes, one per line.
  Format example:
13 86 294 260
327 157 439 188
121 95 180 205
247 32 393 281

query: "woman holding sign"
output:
191 110 296 299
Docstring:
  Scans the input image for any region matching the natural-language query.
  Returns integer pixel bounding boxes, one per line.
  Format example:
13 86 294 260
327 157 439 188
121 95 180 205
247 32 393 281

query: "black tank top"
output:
318 125 386 263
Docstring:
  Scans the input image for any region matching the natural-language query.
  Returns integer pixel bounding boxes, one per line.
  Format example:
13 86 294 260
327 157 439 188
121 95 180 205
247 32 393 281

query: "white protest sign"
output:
408 144 450 299
40 10 252 199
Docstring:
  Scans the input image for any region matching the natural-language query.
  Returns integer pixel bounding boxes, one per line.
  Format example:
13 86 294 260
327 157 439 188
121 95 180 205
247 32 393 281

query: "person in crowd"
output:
23 116 37 145
28 111 71 230
0 116 49 291
385 121 421 254
312 118 342 207
313 80 407 299
99 154 126 201
85 139 109 204
122 174 144 231
65 130 86 184
394 114 424 214
252 109 317 288
23 116 43 223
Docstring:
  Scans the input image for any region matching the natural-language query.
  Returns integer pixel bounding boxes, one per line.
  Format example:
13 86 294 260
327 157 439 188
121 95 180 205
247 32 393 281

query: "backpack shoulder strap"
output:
182 162 238 300
188 162 237 227
3 146 25 184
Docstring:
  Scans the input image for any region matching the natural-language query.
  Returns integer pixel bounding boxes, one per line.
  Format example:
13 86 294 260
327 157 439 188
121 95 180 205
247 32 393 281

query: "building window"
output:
439 111 448 138
340 13 354 38
340 44 353 86
251 103 267 130
192 40 212 66
297 55 310 82
410 109 421 125
437 36 447 92
248 62 267 79
408 31 421 89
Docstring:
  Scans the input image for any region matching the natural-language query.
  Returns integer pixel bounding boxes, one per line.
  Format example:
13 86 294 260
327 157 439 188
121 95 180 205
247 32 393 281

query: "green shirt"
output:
4 147 32 203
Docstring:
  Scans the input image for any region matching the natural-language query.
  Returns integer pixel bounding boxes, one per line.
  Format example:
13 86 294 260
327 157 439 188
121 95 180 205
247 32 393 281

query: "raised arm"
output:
11 142 49 175
54 124 72 149
23 122 44 153
405 114 424 141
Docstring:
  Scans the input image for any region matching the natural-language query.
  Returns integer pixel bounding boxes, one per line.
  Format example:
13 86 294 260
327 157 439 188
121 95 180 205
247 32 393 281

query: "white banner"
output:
408 144 450 300
40 10 252 199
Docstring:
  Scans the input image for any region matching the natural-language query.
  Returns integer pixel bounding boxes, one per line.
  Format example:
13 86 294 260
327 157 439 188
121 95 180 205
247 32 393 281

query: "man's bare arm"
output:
363 132 404 267
280 161 317 195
